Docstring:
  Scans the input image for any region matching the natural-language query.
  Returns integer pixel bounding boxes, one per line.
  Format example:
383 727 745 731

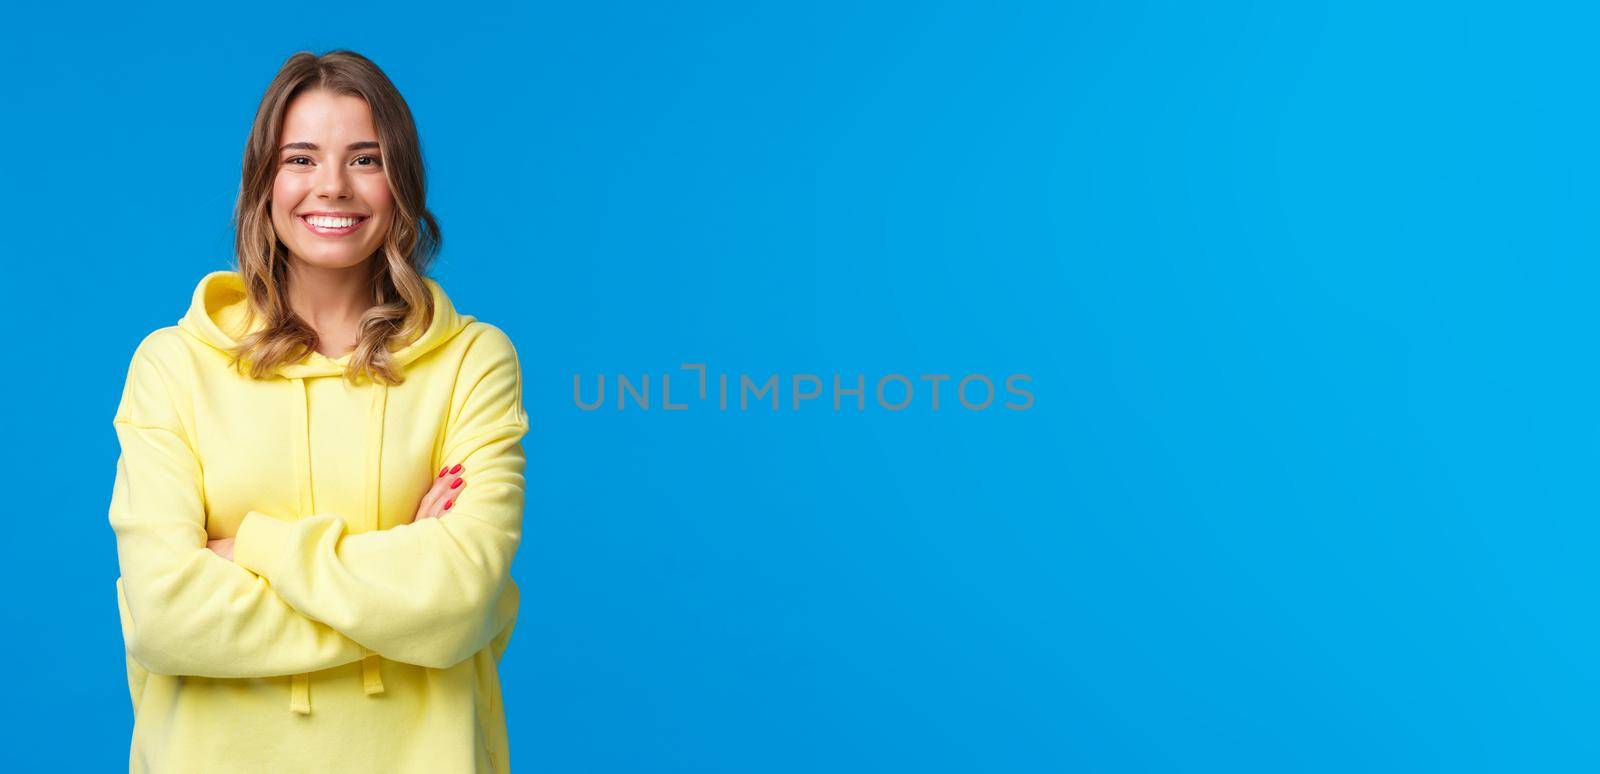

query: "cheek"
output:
271 174 304 220
359 178 395 220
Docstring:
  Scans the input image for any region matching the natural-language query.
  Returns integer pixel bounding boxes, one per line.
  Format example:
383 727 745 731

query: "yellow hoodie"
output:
109 270 527 773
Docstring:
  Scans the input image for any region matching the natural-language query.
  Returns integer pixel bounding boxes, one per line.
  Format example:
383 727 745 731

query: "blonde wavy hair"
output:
228 49 443 386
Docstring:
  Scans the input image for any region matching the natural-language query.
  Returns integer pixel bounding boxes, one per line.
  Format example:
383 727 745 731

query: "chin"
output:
294 249 381 271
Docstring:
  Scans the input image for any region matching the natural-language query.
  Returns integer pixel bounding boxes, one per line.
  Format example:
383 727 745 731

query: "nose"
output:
313 162 352 200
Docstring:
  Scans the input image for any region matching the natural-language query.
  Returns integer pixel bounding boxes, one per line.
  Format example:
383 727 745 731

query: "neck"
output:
285 258 375 352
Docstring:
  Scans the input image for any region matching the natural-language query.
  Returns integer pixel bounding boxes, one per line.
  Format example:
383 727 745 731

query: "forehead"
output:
281 89 377 140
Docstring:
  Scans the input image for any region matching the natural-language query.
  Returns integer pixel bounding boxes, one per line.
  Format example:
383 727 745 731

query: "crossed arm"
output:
109 328 528 678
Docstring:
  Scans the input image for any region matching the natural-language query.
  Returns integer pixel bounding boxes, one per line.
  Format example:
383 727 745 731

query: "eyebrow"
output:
280 141 381 152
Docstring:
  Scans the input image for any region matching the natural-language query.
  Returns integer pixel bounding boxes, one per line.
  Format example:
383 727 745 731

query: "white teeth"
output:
305 216 359 228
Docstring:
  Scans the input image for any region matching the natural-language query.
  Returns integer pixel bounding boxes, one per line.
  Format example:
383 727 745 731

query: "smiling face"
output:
269 88 394 271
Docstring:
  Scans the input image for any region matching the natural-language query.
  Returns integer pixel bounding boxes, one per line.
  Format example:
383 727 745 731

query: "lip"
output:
297 213 369 238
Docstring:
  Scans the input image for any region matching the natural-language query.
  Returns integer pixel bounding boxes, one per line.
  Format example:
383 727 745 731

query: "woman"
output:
108 50 527 773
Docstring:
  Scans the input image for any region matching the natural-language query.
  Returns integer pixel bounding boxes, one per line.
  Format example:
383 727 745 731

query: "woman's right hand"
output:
412 463 467 522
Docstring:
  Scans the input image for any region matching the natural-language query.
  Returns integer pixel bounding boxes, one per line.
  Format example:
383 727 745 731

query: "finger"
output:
419 468 452 513
431 474 467 518
415 468 454 521
441 477 467 514
419 465 467 520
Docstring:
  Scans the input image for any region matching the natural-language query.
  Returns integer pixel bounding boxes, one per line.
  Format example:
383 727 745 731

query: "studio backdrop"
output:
2 1 1592 772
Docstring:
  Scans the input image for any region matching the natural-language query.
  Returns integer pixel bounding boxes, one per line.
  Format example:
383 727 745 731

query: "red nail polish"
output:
439 467 448 478
450 478 463 489
444 500 454 510
449 464 463 474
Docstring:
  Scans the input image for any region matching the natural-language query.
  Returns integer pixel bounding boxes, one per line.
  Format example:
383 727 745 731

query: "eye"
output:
280 155 380 167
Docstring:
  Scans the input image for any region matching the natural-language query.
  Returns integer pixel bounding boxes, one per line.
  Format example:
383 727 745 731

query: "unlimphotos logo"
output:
574 363 1034 412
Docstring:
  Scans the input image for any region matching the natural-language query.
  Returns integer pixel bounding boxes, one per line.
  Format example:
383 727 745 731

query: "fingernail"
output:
444 500 454 510
449 464 463 474
438 467 448 478
450 478 463 489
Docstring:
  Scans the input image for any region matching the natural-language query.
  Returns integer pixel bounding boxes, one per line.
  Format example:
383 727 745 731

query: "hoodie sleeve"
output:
109 331 370 678
231 325 529 670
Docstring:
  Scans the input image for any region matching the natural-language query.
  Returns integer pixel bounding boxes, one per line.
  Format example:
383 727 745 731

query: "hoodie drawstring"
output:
285 375 390 714
289 376 313 715
360 380 389 698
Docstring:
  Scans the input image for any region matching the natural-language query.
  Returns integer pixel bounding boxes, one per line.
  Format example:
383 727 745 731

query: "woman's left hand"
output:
207 537 235 561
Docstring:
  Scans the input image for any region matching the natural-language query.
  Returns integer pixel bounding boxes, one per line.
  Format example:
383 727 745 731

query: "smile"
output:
299 214 369 237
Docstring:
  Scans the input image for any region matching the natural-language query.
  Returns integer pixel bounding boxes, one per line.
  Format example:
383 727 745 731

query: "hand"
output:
207 537 235 561
412 463 467 523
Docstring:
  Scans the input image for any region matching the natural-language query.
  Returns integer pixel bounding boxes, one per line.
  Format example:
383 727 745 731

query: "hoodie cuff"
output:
234 510 291 580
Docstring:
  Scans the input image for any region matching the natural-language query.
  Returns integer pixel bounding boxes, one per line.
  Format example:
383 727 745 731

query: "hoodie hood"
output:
178 269 474 379
175 269 475 714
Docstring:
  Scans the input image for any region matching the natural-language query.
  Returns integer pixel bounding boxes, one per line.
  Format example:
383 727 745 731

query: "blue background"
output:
2 1 1592 771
